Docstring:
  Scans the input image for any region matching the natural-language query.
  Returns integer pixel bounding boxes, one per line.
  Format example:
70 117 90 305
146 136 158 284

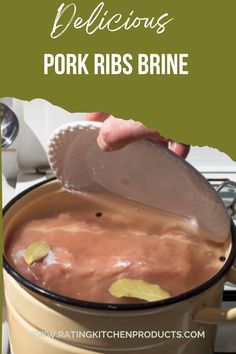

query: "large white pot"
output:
3 179 236 354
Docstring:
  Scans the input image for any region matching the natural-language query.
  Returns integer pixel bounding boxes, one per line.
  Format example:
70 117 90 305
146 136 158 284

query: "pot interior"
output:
3 179 234 309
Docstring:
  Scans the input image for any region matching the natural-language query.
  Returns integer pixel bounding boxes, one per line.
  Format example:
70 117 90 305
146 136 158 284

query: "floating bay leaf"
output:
109 278 170 302
23 241 50 265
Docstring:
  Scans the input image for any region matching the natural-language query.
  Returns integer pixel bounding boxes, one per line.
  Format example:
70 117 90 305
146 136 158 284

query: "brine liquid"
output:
5 192 229 304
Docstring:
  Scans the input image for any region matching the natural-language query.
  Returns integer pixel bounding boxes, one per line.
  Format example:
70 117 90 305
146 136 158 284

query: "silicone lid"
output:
48 121 230 243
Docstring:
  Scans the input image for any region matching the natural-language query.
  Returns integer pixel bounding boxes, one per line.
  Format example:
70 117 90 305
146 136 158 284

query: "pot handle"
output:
209 179 236 218
194 267 236 324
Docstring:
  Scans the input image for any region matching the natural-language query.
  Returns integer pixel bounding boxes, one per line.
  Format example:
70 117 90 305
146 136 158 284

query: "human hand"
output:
86 112 190 158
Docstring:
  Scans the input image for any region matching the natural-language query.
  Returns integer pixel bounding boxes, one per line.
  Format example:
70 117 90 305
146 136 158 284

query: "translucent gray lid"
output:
48 121 230 243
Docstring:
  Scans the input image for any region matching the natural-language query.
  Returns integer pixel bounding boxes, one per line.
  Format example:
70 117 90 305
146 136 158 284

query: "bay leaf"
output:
23 240 50 265
109 278 170 302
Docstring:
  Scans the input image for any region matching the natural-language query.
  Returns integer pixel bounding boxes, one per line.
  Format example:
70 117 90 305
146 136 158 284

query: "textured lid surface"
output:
48 121 230 243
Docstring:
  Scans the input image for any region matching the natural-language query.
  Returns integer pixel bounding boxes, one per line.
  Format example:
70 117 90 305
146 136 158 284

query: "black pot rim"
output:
3 177 236 311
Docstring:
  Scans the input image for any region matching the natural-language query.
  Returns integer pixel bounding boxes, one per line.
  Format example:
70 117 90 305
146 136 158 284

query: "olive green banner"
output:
0 0 235 159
